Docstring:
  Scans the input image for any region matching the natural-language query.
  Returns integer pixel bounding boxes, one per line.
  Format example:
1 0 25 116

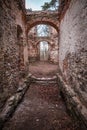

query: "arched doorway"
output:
27 24 58 63
39 41 49 61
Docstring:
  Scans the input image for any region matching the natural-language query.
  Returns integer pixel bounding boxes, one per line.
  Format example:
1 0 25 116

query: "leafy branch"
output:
41 0 59 10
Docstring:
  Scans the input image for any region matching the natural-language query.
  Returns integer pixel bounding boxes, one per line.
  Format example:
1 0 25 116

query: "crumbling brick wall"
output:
59 0 87 120
0 0 26 109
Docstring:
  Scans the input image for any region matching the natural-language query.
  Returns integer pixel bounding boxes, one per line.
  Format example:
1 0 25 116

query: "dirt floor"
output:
3 62 81 130
29 61 58 77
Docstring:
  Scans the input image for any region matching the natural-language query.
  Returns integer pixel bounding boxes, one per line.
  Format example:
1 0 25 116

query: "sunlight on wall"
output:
40 41 49 61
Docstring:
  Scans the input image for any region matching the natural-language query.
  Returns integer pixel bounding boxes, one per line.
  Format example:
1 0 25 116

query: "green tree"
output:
41 2 50 10
50 0 58 10
41 0 58 10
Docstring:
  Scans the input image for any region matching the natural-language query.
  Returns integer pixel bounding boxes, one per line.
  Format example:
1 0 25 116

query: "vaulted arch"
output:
26 11 59 34
35 39 53 47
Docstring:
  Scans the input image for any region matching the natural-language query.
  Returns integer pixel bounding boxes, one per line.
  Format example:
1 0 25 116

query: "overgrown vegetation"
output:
41 0 59 10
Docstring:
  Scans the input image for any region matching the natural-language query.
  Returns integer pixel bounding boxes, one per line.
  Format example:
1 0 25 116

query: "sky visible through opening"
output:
25 0 54 55
25 0 51 10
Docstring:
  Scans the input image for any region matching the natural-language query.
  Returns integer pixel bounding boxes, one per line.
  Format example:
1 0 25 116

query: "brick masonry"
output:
0 0 27 109
58 0 87 126
28 37 59 63
0 0 87 127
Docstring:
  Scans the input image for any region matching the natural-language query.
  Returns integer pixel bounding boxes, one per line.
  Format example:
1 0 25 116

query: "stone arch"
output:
27 23 58 48
26 21 59 34
26 10 59 33
37 41 50 61
27 22 58 51
36 39 58 63
35 39 53 47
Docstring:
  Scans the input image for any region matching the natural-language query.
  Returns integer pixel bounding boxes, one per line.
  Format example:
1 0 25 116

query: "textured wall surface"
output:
49 37 59 63
0 0 87 127
0 0 26 109
28 32 59 63
26 10 59 33
58 0 87 125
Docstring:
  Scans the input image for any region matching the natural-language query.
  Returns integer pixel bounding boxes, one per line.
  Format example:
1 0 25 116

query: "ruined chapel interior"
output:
0 0 87 130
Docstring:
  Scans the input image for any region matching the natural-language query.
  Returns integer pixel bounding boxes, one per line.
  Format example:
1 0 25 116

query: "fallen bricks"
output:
0 74 32 130
0 73 58 129
56 73 87 130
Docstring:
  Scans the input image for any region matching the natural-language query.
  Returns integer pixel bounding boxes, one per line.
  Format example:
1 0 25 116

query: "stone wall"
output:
28 28 59 63
26 10 59 33
28 43 39 62
15 1 29 74
58 0 87 126
49 37 59 64
28 39 59 63
0 0 26 109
